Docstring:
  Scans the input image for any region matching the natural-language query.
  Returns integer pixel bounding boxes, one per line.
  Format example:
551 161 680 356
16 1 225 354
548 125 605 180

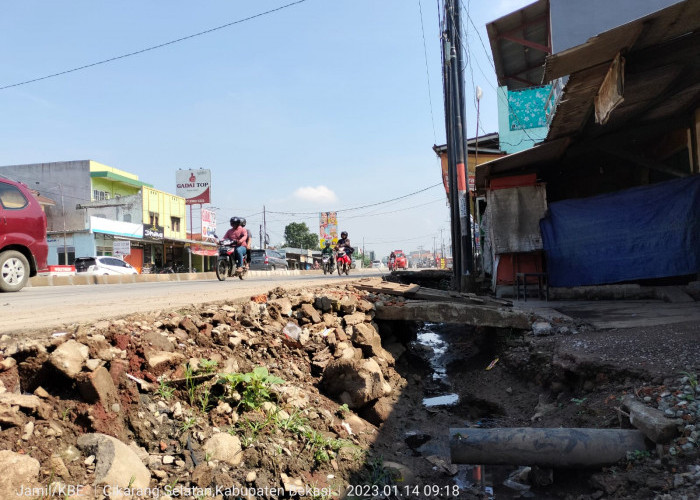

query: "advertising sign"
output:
143 224 165 241
176 169 211 205
319 212 338 248
113 240 131 256
201 209 217 240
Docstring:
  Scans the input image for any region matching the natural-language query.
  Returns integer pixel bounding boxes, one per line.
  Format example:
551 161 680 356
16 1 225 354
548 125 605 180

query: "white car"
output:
74 256 138 275
372 260 383 268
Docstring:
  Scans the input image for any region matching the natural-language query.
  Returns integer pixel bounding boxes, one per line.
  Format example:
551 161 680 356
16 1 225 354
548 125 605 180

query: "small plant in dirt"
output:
232 413 274 448
626 449 651 462
336 403 350 418
184 363 198 406
198 358 218 374
156 380 175 400
571 397 587 405
361 455 396 488
219 366 284 410
302 428 347 465
274 408 308 433
680 371 698 389
180 416 197 433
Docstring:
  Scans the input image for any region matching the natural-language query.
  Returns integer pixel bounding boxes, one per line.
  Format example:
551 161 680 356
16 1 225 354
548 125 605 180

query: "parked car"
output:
74 256 138 275
0 176 49 292
249 249 288 271
371 260 382 268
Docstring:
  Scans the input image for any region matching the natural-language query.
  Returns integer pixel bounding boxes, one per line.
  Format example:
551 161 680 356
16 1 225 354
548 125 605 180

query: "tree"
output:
283 222 318 249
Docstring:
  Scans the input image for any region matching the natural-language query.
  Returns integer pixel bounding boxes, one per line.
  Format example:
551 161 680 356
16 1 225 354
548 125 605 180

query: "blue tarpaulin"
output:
540 175 700 287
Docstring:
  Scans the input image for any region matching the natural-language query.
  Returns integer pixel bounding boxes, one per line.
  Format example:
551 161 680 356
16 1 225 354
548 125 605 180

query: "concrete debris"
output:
49 339 88 378
76 433 151 490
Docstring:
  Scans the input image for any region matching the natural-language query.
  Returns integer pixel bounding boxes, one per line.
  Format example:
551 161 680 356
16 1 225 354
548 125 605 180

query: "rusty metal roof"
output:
486 0 550 90
546 0 700 141
475 0 700 188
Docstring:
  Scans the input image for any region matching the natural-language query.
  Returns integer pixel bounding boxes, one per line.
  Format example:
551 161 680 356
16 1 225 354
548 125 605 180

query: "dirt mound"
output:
0 282 698 499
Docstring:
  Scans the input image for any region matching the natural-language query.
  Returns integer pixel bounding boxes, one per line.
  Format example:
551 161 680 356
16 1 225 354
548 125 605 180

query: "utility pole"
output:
262 205 266 248
442 0 473 291
60 184 68 265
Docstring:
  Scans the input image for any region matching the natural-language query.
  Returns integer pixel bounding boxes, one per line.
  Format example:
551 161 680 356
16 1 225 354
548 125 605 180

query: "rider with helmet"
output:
223 217 248 272
321 240 334 267
335 231 352 253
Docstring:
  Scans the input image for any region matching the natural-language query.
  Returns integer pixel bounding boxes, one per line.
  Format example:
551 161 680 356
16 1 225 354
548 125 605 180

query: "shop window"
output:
171 217 181 232
57 247 76 265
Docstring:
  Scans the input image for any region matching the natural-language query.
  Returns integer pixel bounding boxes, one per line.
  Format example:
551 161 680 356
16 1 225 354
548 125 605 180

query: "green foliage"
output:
301 428 346 465
680 371 698 389
283 222 319 249
184 363 197 406
336 403 350 418
180 416 197 433
571 397 587 405
363 455 396 487
156 380 175 400
199 359 218 374
220 366 284 410
626 449 651 461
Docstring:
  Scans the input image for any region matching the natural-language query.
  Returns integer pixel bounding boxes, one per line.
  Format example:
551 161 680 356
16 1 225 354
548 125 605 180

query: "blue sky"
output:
0 0 530 259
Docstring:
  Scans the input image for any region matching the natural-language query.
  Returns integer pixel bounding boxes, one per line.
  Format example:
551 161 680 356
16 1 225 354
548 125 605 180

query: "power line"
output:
267 182 443 215
418 0 437 143
0 0 309 91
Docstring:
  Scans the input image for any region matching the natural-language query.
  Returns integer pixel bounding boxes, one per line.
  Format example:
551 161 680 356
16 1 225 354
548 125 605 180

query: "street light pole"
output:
60 184 68 265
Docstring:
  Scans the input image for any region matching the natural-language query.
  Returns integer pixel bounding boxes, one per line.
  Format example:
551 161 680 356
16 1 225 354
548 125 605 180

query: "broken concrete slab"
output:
49 339 88 378
622 395 682 444
375 300 531 330
654 286 695 303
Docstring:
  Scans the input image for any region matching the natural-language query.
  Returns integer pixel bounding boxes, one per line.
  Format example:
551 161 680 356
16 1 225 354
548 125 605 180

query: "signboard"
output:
201 209 217 240
176 169 211 205
143 224 165 241
319 212 338 248
113 240 131 256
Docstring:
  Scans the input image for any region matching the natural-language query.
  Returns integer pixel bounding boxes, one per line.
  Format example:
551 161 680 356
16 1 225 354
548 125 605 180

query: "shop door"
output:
124 248 144 274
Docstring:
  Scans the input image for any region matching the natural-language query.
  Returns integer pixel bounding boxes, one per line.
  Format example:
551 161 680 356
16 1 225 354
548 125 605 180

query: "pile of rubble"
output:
0 284 409 499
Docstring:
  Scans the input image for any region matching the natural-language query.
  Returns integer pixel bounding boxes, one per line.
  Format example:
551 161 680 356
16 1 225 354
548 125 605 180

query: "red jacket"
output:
223 226 247 246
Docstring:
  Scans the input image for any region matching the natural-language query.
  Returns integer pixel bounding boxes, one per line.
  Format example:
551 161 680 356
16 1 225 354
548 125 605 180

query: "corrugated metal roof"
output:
546 0 700 140
486 0 550 90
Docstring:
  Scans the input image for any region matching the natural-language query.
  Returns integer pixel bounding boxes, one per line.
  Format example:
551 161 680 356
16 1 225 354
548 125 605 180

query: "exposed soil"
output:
0 282 698 499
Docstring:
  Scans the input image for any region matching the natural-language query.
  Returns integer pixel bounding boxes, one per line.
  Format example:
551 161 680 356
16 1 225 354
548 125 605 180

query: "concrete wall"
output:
47 231 95 265
550 0 682 54
0 160 92 232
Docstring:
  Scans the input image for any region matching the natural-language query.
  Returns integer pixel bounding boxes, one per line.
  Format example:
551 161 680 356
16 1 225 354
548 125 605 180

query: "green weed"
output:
180 416 197 433
219 366 284 410
156 380 175 400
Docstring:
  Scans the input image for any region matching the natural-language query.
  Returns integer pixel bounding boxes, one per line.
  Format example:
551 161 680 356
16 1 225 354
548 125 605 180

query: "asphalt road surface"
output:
2 270 379 337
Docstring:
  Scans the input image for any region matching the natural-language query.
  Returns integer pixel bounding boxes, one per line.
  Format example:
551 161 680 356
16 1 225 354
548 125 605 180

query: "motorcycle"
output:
215 239 247 281
321 254 333 275
336 249 351 276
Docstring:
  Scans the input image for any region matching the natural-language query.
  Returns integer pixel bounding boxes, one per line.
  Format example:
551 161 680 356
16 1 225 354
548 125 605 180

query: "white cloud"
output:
293 185 338 204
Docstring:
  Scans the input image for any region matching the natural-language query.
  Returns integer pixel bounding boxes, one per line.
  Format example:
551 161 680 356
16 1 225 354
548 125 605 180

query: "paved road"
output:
2 270 379 337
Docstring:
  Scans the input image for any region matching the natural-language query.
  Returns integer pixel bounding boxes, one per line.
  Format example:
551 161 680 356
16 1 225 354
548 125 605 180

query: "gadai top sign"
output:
176 169 211 205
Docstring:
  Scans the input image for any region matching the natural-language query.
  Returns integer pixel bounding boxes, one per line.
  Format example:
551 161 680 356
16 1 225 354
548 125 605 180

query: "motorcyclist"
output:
240 218 253 269
223 217 248 272
335 231 352 253
321 240 334 267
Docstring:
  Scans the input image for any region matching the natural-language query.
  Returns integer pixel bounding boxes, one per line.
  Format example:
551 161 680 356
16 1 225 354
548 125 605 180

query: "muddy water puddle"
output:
409 322 562 499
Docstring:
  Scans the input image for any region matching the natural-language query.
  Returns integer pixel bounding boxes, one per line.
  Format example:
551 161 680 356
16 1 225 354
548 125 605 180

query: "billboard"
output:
201 209 217 240
176 169 211 205
319 212 338 248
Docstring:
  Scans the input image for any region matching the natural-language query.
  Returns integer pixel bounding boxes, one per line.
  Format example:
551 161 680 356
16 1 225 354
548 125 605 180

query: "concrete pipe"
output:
450 427 649 468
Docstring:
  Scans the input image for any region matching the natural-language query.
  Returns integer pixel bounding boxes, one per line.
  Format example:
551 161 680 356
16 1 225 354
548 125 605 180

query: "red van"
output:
0 176 49 292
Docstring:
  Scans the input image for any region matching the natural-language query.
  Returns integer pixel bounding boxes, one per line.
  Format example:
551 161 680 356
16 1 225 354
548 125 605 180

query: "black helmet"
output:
230 217 241 226
341 231 348 238
240 218 247 227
